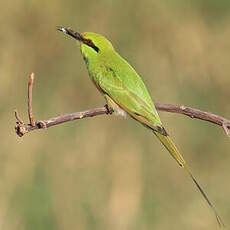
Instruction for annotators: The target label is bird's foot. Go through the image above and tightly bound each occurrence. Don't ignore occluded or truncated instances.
[104,104,113,115]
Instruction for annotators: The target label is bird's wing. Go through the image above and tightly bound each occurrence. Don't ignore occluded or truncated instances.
[98,65,165,134]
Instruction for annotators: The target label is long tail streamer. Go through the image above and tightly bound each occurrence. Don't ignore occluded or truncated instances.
[154,131,225,227]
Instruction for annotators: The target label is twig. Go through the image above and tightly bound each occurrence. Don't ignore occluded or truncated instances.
[28,73,35,126]
[14,73,230,138]
[154,103,230,137]
[223,121,230,137]
[15,107,109,136]
[14,110,24,124]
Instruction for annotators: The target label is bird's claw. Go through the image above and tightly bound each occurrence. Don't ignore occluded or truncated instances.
[104,104,113,115]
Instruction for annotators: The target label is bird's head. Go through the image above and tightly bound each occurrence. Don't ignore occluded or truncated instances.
[57,26,114,62]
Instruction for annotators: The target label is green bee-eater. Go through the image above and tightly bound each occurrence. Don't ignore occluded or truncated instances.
[57,26,224,226]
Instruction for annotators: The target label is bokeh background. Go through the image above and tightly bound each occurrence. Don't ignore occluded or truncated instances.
[1,0,230,229]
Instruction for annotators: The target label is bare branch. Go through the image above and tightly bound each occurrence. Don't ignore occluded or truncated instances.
[154,103,230,137]
[14,73,230,138]
[15,106,109,137]
[15,110,24,124]
[28,73,35,126]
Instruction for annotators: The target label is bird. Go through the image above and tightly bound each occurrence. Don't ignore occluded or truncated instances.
[57,26,224,227]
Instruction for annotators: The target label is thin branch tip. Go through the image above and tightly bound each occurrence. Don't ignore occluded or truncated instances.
[223,121,230,137]
[30,72,35,80]
[28,72,35,126]
[14,110,24,124]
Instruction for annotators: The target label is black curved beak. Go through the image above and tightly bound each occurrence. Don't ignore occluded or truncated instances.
[57,25,99,53]
[57,26,84,42]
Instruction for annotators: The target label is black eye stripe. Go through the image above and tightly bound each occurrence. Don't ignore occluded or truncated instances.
[92,44,99,52]
[86,39,99,53]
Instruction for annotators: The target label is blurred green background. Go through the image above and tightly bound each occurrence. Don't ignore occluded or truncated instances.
[1,0,230,229]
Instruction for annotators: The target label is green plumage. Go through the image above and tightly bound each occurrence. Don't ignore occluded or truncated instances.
[80,32,166,133]
[58,27,224,227]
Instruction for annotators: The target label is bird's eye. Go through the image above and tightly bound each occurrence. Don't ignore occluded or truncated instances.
[87,39,93,46]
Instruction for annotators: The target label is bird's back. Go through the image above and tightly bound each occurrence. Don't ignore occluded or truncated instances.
[99,49,161,124]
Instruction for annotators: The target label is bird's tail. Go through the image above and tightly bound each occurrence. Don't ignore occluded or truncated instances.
[154,131,225,227]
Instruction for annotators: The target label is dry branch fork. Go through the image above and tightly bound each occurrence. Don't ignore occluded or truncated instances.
[15,73,230,138]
